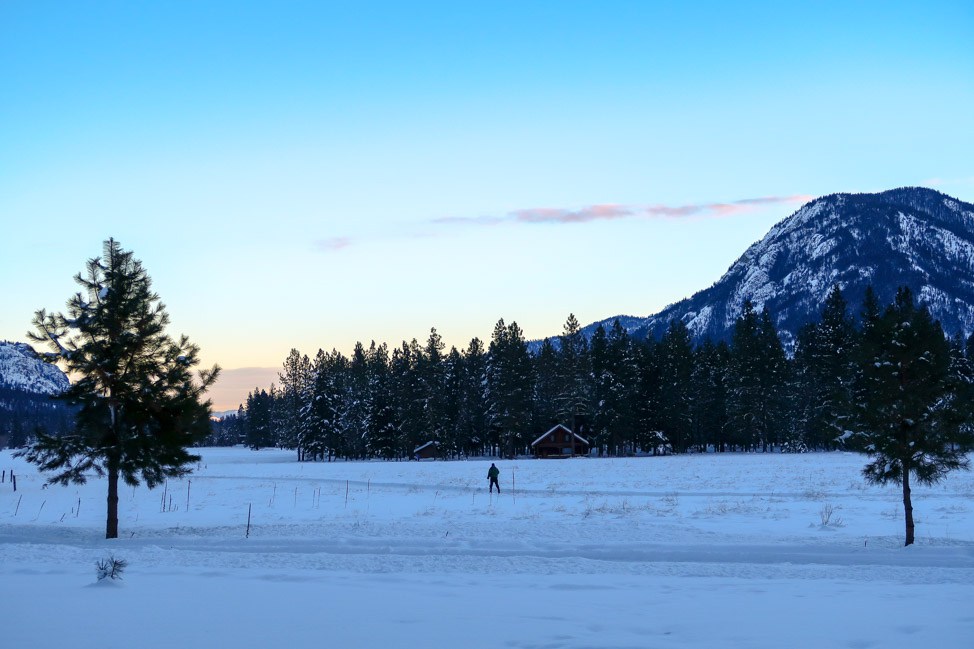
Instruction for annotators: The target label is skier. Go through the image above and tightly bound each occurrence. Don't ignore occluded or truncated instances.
[487,463,500,493]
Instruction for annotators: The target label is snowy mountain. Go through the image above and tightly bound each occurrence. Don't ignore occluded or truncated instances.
[0,341,70,395]
[585,187,974,348]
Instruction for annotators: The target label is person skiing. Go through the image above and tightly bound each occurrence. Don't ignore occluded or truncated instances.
[487,463,500,493]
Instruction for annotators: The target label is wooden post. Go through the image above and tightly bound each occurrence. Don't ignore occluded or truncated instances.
[512,467,516,504]
[186,480,191,513]
[14,494,22,516]
[345,480,349,508]
[246,503,252,538]
[11,471,16,492]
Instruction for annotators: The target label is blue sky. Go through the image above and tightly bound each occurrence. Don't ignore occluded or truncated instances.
[2,1,973,409]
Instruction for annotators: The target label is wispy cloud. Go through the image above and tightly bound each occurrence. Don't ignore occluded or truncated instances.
[511,204,634,224]
[314,236,353,252]
[437,194,813,227]
[314,194,813,252]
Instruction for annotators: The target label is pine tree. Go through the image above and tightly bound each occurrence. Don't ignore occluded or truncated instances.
[366,342,399,459]
[300,349,343,461]
[757,307,790,450]
[531,338,561,436]
[486,319,533,457]
[244,388,274,450]
[794,285,857,450]
[591,320,637,456]
[279,348,311,459]
[441,346,465,458]
[849,287,974,545]
[633,338,666,454]
[392,339,427,456]
[458,338,489,456]
[21,239,219,539]
[727,301,787,451]
[657,320,694,453]
[418,328,449,453]
[556,313,591,447]
[690,339,729,452]
[342,342,371,459]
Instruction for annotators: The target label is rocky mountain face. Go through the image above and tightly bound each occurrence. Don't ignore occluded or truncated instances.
[0,341,72,447]
[0,341,69,395]
[588,187,974,348]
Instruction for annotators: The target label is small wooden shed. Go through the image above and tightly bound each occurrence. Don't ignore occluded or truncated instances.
[531,424,590,458]
[413,440,439,460]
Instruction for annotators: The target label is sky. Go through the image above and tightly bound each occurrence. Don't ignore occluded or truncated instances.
[2,1,973,410]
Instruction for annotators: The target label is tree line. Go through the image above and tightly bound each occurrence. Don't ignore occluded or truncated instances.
[212,285,974,467]
[20,239,967,545]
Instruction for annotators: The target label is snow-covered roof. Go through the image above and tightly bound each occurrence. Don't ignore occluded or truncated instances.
[413,441,438,453]
[531,424,590,447]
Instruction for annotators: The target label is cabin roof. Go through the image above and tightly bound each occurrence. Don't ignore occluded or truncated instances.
[530,424,590,447]
[413,440,438,453]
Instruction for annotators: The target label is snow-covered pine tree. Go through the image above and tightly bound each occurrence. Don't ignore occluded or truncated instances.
[279,348,311,460]
[341,342,370,459]
[244,388,275,450]
[365,342,400,459]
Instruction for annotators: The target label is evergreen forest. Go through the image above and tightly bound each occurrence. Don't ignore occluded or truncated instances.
[208,286,974,462]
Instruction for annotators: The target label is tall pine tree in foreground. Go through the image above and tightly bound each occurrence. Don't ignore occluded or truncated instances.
[849,287,973,546]
[20,239,219,539]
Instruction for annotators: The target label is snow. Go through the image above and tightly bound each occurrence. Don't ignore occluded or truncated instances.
[1,448,972,648]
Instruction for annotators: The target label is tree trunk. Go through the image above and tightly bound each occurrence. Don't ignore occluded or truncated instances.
[106,460,119,539]
[902,468,915,547]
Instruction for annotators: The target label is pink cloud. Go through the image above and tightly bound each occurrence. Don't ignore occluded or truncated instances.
[316,194,814,252]
[512,204,634,224]
[641,194,813,221]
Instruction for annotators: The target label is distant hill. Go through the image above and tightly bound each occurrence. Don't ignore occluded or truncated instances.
[579,187,974,348]
[0,341,72,448]
[0,341,70,395]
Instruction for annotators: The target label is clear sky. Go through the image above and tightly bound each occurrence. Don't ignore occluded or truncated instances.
[2,1,973,411]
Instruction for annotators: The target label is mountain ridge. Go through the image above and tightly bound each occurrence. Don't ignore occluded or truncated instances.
[0,340,70,396]
[579,187,974,347]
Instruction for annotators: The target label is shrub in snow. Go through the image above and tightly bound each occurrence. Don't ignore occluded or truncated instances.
[96,556,127,581]
[819,503,844,528]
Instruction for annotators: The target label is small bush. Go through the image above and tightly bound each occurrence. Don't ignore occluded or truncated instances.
[819,503,844,528]
[96,556,128,581]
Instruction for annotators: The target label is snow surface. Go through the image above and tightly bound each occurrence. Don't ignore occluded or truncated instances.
[1,448,972,648]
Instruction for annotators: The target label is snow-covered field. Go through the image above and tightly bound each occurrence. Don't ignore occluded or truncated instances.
[2,448,972,648]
